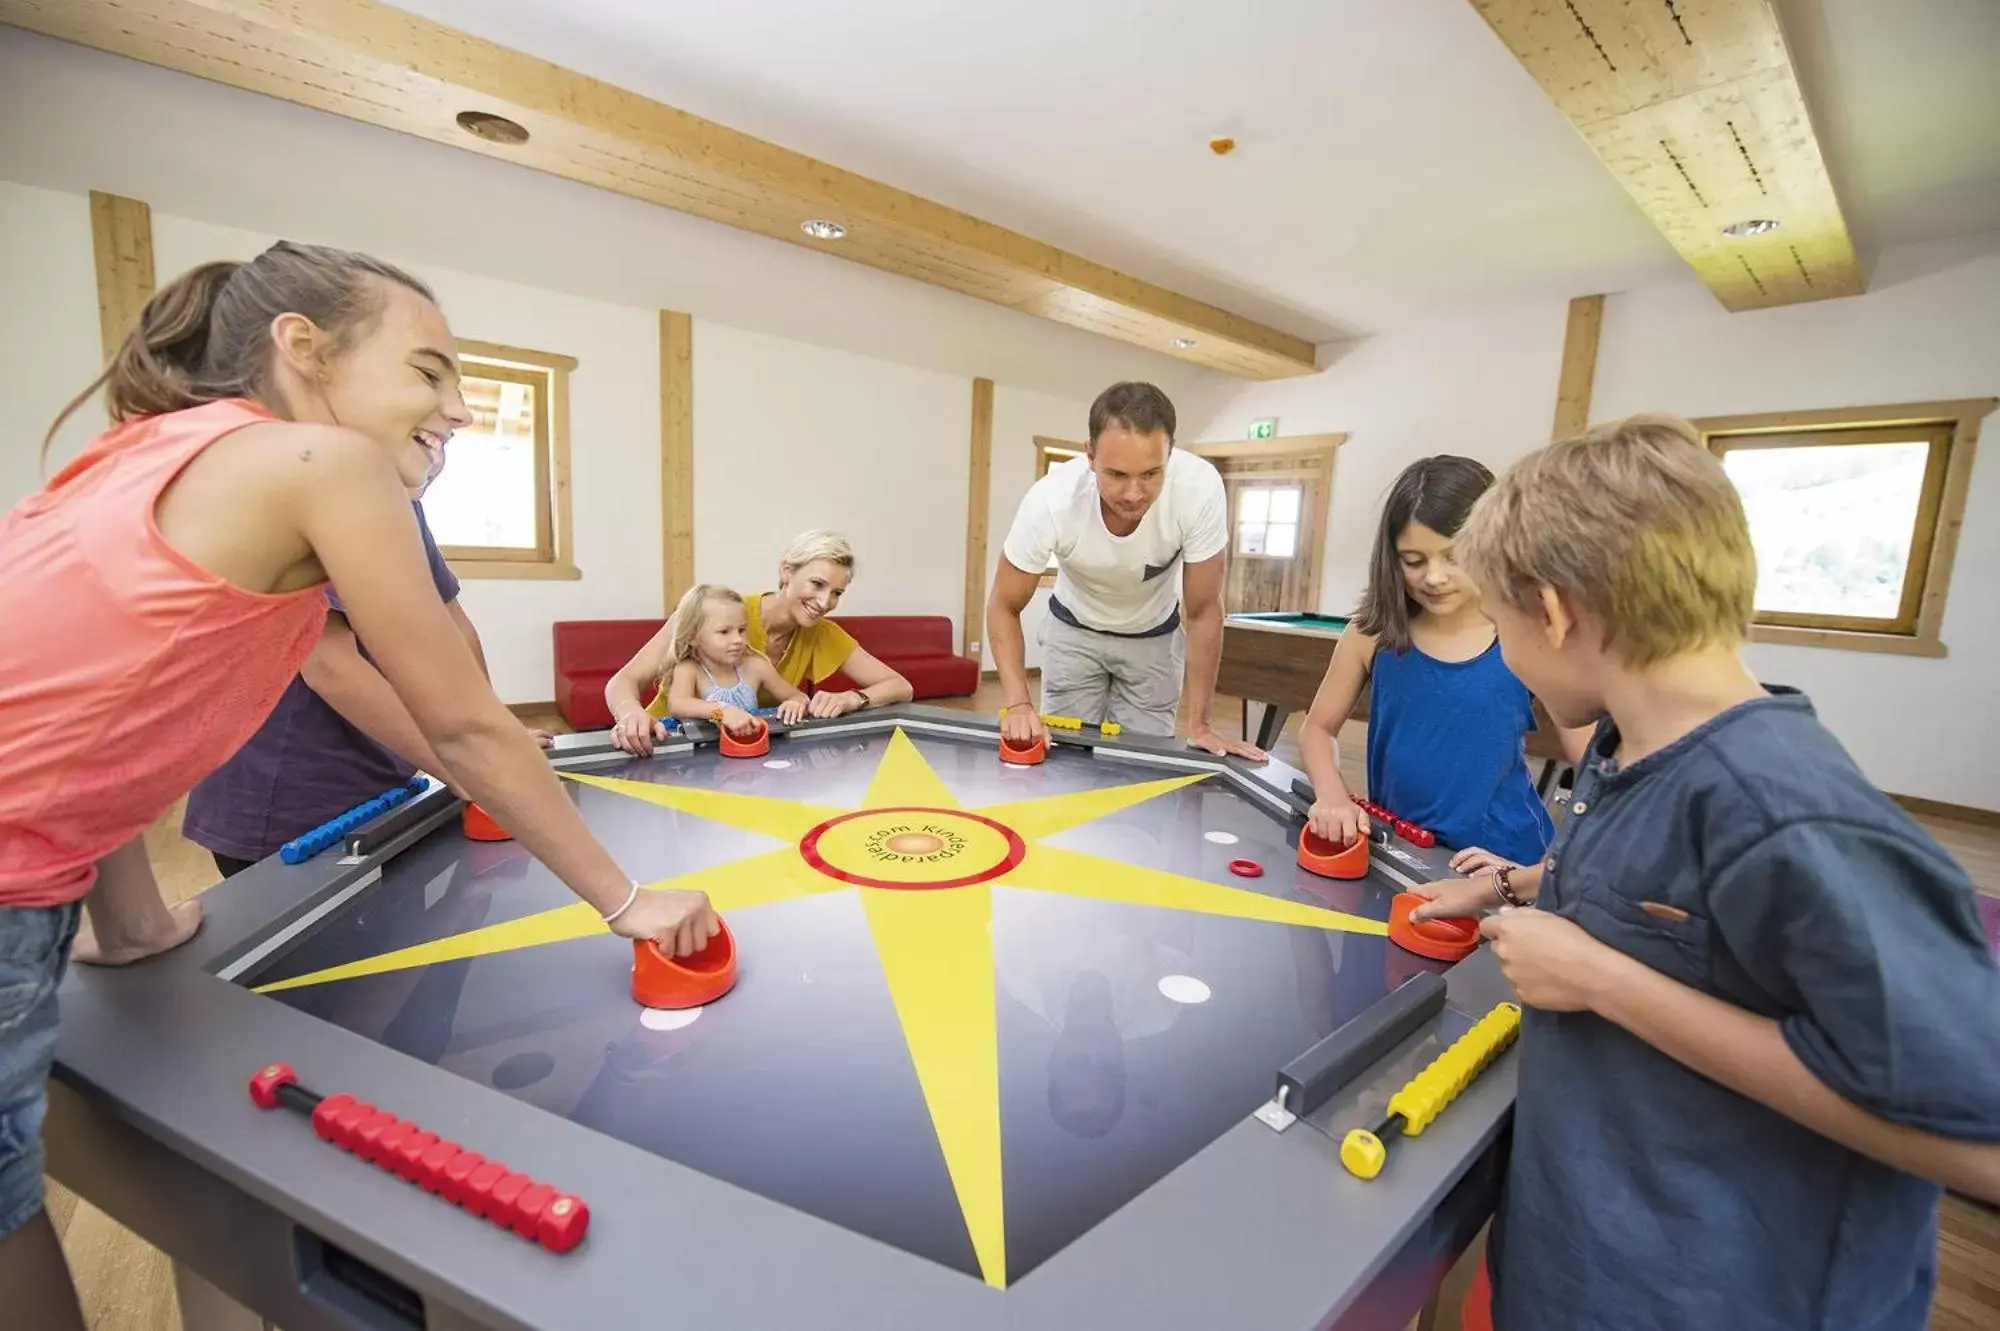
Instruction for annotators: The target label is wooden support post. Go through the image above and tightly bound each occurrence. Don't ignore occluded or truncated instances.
[963,377,994,660]
[659,310,694,614]
[1552,294,1604,442]
[88,190,155,360]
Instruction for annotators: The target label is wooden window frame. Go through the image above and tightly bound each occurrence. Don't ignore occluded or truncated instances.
[442,339,580,581]
[1693,399,1995,659]
[1034,438,1083,478]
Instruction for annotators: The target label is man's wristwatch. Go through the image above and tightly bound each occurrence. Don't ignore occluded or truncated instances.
[1491,866,1526,908]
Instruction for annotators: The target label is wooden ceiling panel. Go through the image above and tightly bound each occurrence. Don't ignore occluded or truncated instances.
[1471,0,1862,311]
[0,0,1318,378]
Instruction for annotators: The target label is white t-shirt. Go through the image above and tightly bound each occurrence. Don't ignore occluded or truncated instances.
[1002,450,1228,634]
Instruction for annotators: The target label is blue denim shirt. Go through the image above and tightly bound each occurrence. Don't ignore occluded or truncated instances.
[1493,690,2000,1331]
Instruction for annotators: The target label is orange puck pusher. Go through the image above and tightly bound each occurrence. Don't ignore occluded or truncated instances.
[718,717,770,759]
[1297,826,1368,879]
[999,731,1048,766]
[632,917,739,1009]
[1387,892,1480,962]
[462,801,511,842]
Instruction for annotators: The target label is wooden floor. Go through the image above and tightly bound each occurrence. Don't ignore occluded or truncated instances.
[51,683,2000,1329]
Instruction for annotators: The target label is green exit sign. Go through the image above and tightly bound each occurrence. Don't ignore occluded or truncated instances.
[1249,418,1279,440]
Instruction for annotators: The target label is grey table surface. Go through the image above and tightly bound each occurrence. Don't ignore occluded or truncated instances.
[50,707,1518,1331]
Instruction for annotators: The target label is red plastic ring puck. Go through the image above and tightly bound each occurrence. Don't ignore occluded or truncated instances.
[1227,858,1264,878]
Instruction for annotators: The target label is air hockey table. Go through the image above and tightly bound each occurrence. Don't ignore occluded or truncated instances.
[46,705,1519,1331]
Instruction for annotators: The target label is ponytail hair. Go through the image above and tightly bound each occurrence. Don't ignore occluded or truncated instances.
[44,240,435,466]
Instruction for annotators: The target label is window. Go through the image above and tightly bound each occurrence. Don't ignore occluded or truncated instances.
[1696,399,1994,657]
[1035,439,1082,478]
[1235,484,1301,558]
[428,340,579,580]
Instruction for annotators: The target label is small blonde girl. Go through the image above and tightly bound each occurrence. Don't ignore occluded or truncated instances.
[660,585,808,736]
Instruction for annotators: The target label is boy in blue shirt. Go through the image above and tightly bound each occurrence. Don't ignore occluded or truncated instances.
[1417,413,2000,1329]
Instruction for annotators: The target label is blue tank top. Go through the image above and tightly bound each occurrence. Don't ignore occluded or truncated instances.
[699,662,761,714]
[1364,638,1554,866]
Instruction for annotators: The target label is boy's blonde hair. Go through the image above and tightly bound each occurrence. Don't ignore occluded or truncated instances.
[669,584,747,664]
[1456,413,1756,667]
[779,529,857,579]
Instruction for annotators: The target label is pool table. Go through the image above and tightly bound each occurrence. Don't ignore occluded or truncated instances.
[45,706,1521,1331]
[1219,612,1572,792]
[1219,612,1355,750]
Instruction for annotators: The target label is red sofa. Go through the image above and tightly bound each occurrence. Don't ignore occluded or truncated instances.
[552,619,664,730]
[817,615,980,701]
[553,614,978,730]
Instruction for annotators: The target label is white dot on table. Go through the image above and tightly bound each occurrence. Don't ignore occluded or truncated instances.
[1203,831,1239,845]
[1157,974,1212,1005]
[640,1006,704,1031]
[763,759,793,770]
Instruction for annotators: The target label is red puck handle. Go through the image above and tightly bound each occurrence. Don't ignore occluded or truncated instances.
[295,1091,590,1253]
[248,1063,298,1108]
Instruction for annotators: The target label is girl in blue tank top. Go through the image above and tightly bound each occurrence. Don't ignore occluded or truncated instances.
[659,584,810,736]
[1298,457,1583,869]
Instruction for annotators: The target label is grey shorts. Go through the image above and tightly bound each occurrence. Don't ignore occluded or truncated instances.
[1038,614,1185,736]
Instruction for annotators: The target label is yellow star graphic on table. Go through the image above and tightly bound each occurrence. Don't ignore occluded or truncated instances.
[258,729,1386,1288]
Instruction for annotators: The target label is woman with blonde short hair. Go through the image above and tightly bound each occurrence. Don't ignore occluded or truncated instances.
[605,530,913,755]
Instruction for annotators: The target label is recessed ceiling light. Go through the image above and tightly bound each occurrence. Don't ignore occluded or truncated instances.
[1172,337,1198,349]
[1722,218,1782,238]
[455,110,529,146]
[801,219,847,240]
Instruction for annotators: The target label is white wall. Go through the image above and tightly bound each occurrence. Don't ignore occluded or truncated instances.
[0,182,104,505]
[147,214,665,704]
[0,173,1135,704]
[0,26,1195,705]
[1591,231,2000,810]
[1183,300,1571,618]
[1185,233,2000,808]
[983,385,1097,671]
[691,321,971,628]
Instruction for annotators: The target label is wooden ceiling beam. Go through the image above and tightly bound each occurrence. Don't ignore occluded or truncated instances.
[0,0,1320,379]
[1469,0,1863,310]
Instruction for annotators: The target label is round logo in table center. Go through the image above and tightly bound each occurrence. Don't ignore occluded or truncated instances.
[798,806,1026,890]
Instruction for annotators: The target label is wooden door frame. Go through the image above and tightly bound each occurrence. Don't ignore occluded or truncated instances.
[1189,433,1345,613]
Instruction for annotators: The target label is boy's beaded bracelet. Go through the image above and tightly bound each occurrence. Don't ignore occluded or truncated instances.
[601,880,641,924]
[1491,866,1526,909]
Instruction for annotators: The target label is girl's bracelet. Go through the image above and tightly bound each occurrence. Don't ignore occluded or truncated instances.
[601,880,641,924]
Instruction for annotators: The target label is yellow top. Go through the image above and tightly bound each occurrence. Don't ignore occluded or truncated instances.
[646,591,858,717]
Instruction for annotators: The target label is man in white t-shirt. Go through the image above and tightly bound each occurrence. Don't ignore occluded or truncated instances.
[986,382,1265,760]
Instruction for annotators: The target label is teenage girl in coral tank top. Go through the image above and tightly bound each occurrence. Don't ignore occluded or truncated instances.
[0,242,716,1326]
